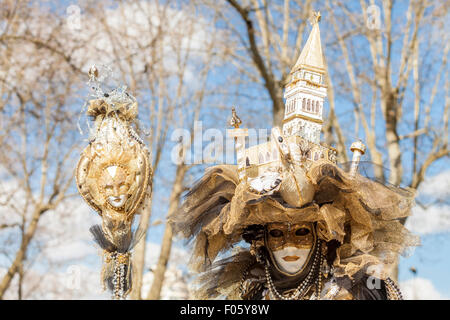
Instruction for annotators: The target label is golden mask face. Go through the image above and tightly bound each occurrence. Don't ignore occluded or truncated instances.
[266,222,315,251]
[98,165,130,210]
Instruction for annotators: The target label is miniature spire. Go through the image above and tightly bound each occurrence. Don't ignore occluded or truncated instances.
[291,11,325,74]
[227,107,248,182]
[282,11,327,144]
[310,10,321,24]
[228,107,242,129]
[349,140,366,177]
[88,64,99,80]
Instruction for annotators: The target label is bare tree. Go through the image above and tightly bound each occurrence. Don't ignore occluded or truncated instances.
[145,14,219,298]
[324,0,448,186]
[0,2,84,297]
[323,0,449,279]
[199,0,349,162]
[1,0,226,299]
[1,0,446,299]
[0,0,172,298]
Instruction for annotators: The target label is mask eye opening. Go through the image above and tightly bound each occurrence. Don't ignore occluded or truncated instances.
[295,228,310,236]
[269,229,283,238]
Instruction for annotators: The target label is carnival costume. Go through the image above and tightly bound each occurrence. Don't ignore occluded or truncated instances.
[170,13,418,300]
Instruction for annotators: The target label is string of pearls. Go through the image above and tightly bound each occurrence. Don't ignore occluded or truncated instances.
[112,252,127,300]
[128,127,144,145]
[314,248,324,299]
[385,277,403,300]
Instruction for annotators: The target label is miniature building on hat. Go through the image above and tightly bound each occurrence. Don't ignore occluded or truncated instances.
[230,12,337,181]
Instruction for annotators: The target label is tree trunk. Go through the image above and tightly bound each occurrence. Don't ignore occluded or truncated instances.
[130,194,153,300]
[382,89,403,281]
[0,206,47,299]
[146,223,173,300]
[271,85,285,127]
[146,164,187,300]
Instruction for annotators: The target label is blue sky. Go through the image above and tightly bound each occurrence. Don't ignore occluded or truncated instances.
[143,0,449,298]
[399,233,450,298]
[0,0,448,299]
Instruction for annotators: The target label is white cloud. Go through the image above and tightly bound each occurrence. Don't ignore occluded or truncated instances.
[0,172,32,226]
[400,277,448,300]
[1,264,109,300]
[417,170,450,199]
[145,241,189,268]
[406,205,450,235]
[139,240,192,299]
[43,241,97,263]
[141,265,191,300]
[405,170,450,235]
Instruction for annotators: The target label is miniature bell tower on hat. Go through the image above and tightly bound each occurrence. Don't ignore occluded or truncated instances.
[236,11,336,183]
[282,11,326,144]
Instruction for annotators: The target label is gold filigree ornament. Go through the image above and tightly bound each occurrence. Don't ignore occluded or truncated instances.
[76,66,152,299]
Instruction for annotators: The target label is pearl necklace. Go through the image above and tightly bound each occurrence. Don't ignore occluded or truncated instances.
[385,277,403,300]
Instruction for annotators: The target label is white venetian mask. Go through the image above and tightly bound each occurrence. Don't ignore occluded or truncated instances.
[272,247,311,274]
[266,222,315,275]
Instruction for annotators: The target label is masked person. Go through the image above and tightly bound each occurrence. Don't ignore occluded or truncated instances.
[170,12,418,300]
